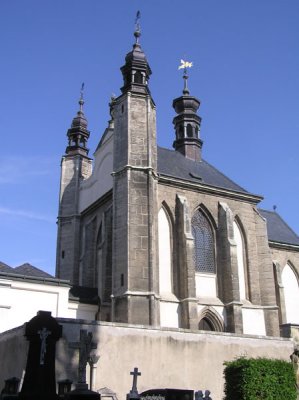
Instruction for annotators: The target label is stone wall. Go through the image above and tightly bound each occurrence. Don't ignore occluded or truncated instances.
[0,319,294,400]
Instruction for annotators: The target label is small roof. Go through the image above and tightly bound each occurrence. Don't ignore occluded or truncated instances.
[158,146,248,194]
[0,261,14,273]
[14,263,54,278]
[0,262,54,278]
[259,209,299,246]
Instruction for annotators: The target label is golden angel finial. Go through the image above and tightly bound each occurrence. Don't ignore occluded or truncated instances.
[178,59,193,70]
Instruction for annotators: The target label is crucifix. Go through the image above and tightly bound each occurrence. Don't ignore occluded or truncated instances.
[69,329,97,385]
[130,367,141,396]
[38,327,51,365]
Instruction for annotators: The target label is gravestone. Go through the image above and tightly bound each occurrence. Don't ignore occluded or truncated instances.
[0,377,20,399]
[127,368,141,400]
[66,329,100,400]
[203,391,212,400]
[19,310,62,400]
[195,390,212,400]
[195,391,204,400]
[140,389,194,400]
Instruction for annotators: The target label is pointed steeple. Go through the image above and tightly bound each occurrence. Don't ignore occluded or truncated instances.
[173,66,202,162]
[120,11,152,95]
[65,84,90,156]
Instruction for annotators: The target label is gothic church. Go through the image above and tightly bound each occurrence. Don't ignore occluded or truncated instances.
[55,25,299,338]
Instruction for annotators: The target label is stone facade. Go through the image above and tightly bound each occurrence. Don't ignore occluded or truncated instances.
[54,31,299,339]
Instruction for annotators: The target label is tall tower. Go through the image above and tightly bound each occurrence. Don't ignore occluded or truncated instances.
[111,18,159,325]
[173,66,203,162]
[56,89,92,283]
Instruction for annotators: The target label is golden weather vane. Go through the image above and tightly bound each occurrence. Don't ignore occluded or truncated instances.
[178,59,193,94]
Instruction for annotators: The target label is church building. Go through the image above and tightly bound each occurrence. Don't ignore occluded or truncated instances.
[56,24,299,338]
[1,20,299,400]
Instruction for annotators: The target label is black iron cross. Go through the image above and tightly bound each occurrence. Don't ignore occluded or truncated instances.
[130,367,141,394]
[69,329,97,384]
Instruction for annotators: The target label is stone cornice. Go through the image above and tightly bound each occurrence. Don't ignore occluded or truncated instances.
[268,240,299,252]
[158,174,263,204]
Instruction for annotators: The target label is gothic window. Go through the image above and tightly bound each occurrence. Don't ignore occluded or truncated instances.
[96,223,104,301]
[233,220,248,301]
[187,124,193,137]
[198,318,214,331]
[281,263,299,324]
[178,125,184,139]
[192,210,215,273]
[158,207,173,294]
[198,307,224,332]
[134,71,143,84]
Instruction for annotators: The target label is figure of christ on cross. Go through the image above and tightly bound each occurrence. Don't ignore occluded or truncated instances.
[130,367,141,397]
[38,327,51,365]
[69,330,97,385]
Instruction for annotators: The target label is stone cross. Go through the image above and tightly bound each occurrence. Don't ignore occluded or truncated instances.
[130,367,141,396]
[69,329,97,384]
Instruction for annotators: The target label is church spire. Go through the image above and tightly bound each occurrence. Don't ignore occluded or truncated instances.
[120,11,152,95]
[173,61,203,162]
[65,84,90,156]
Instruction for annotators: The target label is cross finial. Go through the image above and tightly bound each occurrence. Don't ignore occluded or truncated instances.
[130,367,141,395]
[134,11,141,44]
[69,329,97,385]
[79,82,85,112]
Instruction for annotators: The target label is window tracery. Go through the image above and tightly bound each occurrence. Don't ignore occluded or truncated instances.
[192,210,215,273]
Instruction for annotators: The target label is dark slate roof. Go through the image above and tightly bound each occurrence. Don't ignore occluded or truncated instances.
[0,262,14,273]
[157,147,248,193]
[14,263,54,278]
[69,286,99,304]
[0,262,54,278]
[259,209,299,246]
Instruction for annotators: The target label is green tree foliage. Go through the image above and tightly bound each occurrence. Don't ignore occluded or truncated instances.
[223,357,297,400]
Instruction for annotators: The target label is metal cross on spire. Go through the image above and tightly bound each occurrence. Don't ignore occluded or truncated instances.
[79,82,85,112]
[134,11,141,43]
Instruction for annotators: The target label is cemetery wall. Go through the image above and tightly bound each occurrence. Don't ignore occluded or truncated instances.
[0,318,294,399]
[58,319,294,400]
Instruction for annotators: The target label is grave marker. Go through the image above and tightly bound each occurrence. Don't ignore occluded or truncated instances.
[19,311,62,400]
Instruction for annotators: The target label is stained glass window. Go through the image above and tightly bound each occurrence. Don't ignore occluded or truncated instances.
[192,210,215,273]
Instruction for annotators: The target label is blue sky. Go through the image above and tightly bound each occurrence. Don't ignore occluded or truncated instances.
[1,1,299,275]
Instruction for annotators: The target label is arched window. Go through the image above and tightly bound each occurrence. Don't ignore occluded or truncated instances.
[178,125,184,138]
[187,124,193,137]
[198,318,215,331]
[158,207,173,294]
[96,223,104,300]
[134,71,143,84]
[192,210,215,273]
[233,220,247,301]
[282,263,299,324]
[198,307,224,332]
